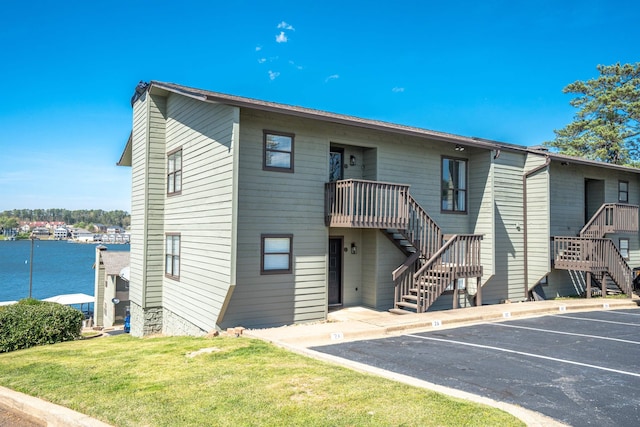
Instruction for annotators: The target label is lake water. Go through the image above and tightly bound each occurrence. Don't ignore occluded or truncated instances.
[0,240,129,303]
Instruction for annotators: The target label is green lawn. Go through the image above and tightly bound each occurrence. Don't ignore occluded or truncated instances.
[0,335,524,426]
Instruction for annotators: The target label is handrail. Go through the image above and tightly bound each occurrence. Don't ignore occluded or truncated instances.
[580,203,639,238]
[552,236,632,296]
[603,239,633,296]
[404,195,442,259]
[325,179,410,229]
[392,252,421,309]
[411,234,483,312]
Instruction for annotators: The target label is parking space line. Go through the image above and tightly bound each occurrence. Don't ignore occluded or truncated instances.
[603,311,640,317]
[407,334,640,378]
[487,322,640,345]
[552,315,640,326]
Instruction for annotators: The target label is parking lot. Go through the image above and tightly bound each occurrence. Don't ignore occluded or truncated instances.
[312,309,640,426]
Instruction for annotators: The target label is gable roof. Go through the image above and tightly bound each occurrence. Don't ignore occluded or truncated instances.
[119,81,640,175]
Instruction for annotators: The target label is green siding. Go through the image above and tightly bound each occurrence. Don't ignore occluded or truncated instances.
[129,92,166,309]
[162,94,238,332]
[548,162,640,297]
[524,155,550,289]
[482,151,527,303]
[223,110,329,328]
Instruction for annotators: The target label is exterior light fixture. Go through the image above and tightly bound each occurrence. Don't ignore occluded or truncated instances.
[455,144,465,151]
[351,242,357,254]
[350,155,356,166]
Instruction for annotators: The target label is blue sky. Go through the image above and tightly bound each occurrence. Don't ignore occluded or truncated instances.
[1,0,638,212]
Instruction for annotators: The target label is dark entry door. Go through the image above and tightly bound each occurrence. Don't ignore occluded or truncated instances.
[328,238,343,305]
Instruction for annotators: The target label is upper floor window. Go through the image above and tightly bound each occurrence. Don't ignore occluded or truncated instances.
[165,234,180,279]
[264,131,294,172]
[619,181,629,203]
[441,157,467,213]
[261,234,293,274]
[167,149,182,195]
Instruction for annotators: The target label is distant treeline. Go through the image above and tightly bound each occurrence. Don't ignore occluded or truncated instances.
[1,209,131,228]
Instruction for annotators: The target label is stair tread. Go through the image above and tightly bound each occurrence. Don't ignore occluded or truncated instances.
[396,301,418,309]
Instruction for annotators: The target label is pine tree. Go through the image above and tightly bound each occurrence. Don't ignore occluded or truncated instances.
[545,63,640,166]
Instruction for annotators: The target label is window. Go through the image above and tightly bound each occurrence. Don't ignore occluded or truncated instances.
[619,238,630,260]
[619,181,629,203]
[264,131,294,172]
[167,149,182,195]
[165,234,180,279]
[441,157,467,212]
[261,234,292,274]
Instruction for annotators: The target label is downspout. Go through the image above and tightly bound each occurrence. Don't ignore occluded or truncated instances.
[142,94,151,309]
[523,155,551,299]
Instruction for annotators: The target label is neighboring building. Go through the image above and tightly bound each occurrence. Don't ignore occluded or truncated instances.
[31,227,50,238]
[94,246,130,328]
[100,233,131,244]
[107,226,126,234]
[72,228,97,242]
[118,81,640,337]
[94,224,108,233]
[54,227,69,239]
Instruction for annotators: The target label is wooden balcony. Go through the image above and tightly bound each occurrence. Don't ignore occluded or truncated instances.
[325,179,410,228]
[581,203,639,238]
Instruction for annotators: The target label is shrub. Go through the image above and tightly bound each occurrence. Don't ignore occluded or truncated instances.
[0,298,83,353]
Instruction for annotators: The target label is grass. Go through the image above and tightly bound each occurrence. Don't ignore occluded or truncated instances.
[0,335,524,427]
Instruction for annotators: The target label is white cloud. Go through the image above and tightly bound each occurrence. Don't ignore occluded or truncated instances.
[325,74,340,82]
[258,58,267,64]
[255,45,262,52]
[268,70,280,80]
[392,87,405,93]
[277,21,295,31]
[275,31,288,43]
[289,60,303,70]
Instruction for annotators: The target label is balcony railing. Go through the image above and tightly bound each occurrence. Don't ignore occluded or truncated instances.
[580,203,639,238]
[325,179,410,229]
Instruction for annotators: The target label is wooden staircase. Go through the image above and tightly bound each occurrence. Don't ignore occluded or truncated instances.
[552,203,638,297]
[388,194,483,314]
[325,179,483,313]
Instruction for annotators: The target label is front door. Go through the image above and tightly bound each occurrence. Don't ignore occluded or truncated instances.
[328,237,343,305]
[329,149,344,182]
[584,179,605,223]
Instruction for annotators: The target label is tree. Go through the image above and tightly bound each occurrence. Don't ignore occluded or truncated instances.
[545,62,640,166]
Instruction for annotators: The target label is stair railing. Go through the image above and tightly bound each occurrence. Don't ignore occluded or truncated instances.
[601,239,633,296]
[552,236,632,296]
[392,252,421,309]
[411,234,483,312]
[404,195,443,259]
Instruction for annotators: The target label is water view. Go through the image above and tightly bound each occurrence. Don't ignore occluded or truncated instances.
[0,240,129,303]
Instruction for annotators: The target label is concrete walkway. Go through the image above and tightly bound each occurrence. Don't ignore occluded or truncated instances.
[246,297,640,348]
[245,297,640,427]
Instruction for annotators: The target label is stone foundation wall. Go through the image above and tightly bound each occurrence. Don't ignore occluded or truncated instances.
[163,308,208,336]
[129,302,163,337]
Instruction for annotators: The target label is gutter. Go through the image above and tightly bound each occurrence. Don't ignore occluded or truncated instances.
[522,155,551,298]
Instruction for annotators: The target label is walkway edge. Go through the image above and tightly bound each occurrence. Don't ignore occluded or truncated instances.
[0,386,112,427]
